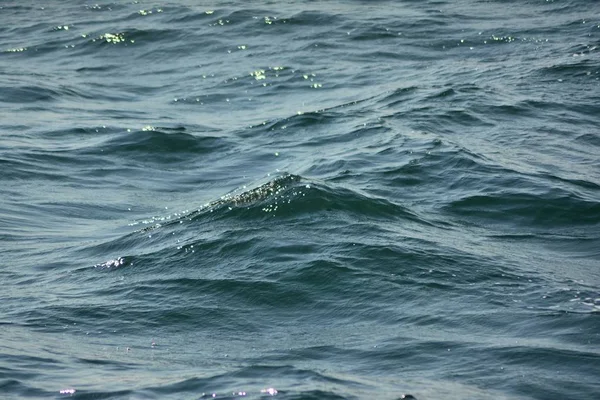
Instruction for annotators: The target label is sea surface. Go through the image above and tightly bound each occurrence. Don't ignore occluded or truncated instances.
[1,1,600,399]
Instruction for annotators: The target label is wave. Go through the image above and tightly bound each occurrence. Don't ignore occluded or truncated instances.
[446,191,600,228]
[121,173,430,238]
[93,127,227,160]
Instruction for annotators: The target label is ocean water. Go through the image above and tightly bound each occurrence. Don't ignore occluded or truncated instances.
[1,0,599,399]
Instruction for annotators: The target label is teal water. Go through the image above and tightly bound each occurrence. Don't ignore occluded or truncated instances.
[1,1,600,399]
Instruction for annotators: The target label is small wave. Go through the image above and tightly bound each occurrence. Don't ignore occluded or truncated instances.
[73,364,414,400]
[446,192,600,228]
[0,84,88,104]
[575,132,600,147]
[93,128,227,162]
[536,58,599,80]
[287,10,342,27]
[376,86,420,108]
[0,79,128,104]
[248,110,341,138]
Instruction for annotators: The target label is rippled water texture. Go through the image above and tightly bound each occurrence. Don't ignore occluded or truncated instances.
[1,1,599,399]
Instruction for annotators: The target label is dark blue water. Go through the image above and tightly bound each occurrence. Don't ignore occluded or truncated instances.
[1,1,600,399]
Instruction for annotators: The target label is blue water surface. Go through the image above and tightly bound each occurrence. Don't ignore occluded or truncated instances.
[1,1,599,399]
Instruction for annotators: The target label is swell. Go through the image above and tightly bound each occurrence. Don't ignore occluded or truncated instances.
[124,173,428,237]
[78,172,425,262]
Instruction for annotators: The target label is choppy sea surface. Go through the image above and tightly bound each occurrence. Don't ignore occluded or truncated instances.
[1,1,600,399]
